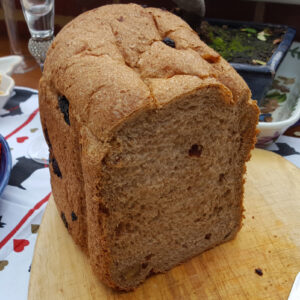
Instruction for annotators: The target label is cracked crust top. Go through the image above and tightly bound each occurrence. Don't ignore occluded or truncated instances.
[41,3,251,141]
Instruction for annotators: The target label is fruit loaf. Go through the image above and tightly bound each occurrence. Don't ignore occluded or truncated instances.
[39,3,259,291]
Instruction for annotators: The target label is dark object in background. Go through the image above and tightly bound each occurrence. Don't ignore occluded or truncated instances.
[206,19,296,104]
[0,135,12,196]
[172,8,204,30]
[186,16,295,104]
[198,21,286,65]
[172,0,205,16]
[171,0,205,28]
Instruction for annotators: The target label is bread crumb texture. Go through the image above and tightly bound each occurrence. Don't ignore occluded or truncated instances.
[39,4,259,291]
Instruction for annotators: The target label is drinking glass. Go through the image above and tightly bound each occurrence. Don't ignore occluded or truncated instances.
[20,0,55,163]
[20,0,55,70]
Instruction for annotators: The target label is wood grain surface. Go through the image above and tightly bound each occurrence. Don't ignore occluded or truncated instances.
[28,149,300,300]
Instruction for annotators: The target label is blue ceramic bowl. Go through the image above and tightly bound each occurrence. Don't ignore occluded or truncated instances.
[0,135,12,196]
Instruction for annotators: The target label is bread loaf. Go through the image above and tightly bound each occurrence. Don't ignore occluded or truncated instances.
[39,4,259,291]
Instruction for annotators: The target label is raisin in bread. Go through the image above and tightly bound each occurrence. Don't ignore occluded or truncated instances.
[39,4,259,291]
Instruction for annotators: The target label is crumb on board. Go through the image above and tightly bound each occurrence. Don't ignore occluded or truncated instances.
[255,268,263,276]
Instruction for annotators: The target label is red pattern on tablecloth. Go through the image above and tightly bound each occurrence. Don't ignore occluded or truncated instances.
[0,192,51,249]
[0,87,51,300]
[5,108,39,140]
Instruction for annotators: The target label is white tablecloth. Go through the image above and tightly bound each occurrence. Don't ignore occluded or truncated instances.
[0,87,51,300]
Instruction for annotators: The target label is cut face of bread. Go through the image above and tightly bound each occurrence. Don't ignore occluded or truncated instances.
[82,78,254,290]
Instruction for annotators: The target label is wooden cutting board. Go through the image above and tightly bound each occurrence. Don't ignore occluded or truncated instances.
[28,149,300,300]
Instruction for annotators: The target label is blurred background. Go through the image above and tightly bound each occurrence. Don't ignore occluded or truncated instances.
[1,0,300,42]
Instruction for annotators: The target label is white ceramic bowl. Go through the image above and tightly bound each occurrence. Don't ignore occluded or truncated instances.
[0,73,15,110]
[257,97,300,147]
[256,72,300,148]
[256,41,300,147]
[0,55,23,75]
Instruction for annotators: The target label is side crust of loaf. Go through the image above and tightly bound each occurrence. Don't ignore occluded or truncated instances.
[39,4,259,291]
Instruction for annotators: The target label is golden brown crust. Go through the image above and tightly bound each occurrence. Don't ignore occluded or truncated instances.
[40,3,259,291]
[146,75,235,110]
[43,3,251,138]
